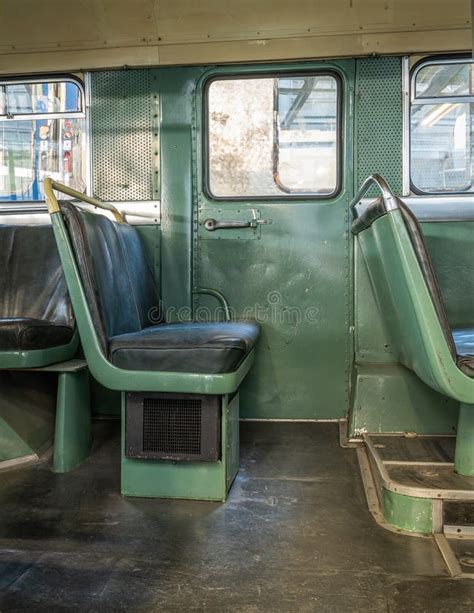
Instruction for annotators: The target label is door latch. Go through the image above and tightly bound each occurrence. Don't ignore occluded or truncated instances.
[203,209,271,232]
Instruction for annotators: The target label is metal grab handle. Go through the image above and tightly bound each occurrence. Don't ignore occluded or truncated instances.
[204,213,272,231]
[193,287,231,321]
[204,218,252,231]
[44,177,125,223]
[349,173,399,218]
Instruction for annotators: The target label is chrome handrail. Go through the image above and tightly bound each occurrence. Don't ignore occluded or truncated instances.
[44,178,125,223]
[350,173,399,218]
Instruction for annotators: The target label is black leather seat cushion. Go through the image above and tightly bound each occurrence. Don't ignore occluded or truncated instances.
[61,203,162,355]
[0,318,74,351]
[453,328,474,378]
[61,202,260,374]
[0,225,75,352]
[110,321,259,374]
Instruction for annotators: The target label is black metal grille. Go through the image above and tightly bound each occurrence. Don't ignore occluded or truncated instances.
[126,392,220,461]
[142,398,202,455]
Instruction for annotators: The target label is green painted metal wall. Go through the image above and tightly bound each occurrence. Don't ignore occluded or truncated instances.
[86,60,472,427]
[194,60,355,419]
[156,67,207,316]
[89,62,356,420]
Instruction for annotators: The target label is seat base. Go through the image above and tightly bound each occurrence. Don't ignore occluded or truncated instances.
[0,361,91,474]
[358,437,474,578]
[121,392,240,501]
[53,365,91,474]
[0,370,56,471]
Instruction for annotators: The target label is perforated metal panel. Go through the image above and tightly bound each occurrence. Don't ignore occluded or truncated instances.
[356,57,403,195]
[90,69,158,201]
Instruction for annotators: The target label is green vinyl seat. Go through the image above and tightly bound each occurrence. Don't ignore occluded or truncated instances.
[352,178,474,476]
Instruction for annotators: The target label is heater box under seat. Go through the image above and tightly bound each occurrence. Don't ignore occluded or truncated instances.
[121,391,240,501]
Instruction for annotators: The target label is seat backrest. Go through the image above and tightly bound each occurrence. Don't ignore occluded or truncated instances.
[352,197,458,394]
[0,224,74,327]
[60,202,162,353]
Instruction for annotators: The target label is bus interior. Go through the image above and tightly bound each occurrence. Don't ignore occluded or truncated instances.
[0,1,473,610]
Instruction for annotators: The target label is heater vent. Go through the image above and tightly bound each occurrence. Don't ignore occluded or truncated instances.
[143,398,202,455]
[126,392,220,461]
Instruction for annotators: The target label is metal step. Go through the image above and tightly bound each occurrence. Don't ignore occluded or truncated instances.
[357,432,474,578]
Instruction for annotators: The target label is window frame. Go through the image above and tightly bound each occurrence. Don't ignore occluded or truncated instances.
[203,70,343,202]
[0,73,88,205]
[409,56,474,196]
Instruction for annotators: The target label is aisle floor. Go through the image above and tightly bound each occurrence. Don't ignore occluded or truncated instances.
[0,421,473,611]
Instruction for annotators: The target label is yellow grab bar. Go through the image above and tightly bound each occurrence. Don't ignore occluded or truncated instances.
[44,178,125,223]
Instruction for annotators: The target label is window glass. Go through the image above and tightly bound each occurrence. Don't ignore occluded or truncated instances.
[410,60,474,194]
[0,80,82,116]
[415,63,473,98]
[207,74,339,198]
[0,78,86,202]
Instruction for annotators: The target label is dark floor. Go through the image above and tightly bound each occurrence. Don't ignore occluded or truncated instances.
[0,421,473,612]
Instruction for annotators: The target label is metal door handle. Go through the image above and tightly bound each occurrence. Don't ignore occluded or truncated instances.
[203,218,272,232]
[204,218,251,231]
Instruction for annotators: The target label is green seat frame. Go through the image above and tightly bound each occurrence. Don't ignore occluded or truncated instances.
[44,179,254,395]
[44,179,255,500]
[0,334,79,369]
[352,175,474,477]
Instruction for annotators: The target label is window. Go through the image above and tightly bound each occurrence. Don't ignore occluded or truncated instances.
[206,73,340,199]
[0,77,86,202]
[410,59,474,194]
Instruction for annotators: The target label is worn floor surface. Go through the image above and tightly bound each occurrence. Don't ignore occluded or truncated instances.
[0,421,473,612]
